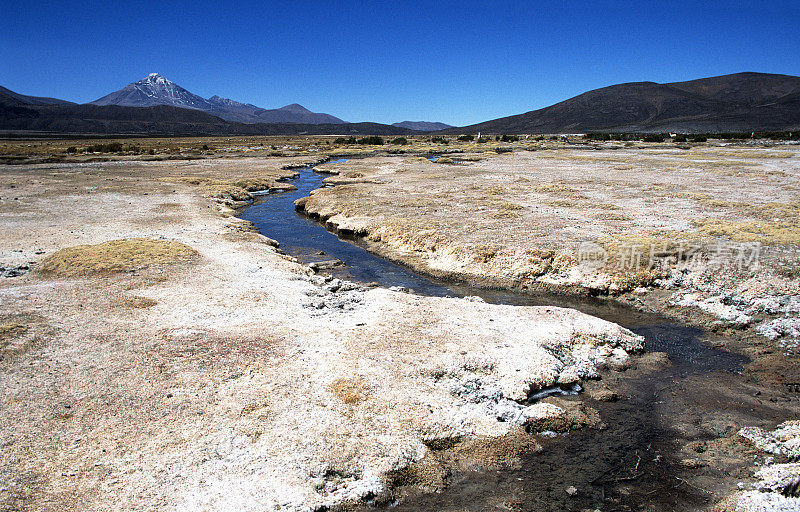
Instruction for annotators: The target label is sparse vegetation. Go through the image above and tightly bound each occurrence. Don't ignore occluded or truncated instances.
[390,137,408,145]
[458,135,474,141]
[40,238,199,276]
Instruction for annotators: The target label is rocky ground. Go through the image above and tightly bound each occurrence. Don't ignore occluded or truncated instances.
[2,138,799,511]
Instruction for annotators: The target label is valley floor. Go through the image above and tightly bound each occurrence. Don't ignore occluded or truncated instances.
[1,138,799,511]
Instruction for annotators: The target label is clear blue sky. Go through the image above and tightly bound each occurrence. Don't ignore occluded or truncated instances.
[2,0,799,126]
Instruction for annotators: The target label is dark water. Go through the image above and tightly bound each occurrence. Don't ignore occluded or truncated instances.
[240,162,456,296]
[238,162,750,511]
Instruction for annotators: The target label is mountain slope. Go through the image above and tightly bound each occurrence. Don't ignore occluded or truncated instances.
[91,73,345,125]
[0,85,75,106]
[392,121,453,131]
[443,72,800,134]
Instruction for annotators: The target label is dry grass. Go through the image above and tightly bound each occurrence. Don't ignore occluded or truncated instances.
[594,212,632,221]
[40,238,199,277]
[0,323,27,342]
[115,295,159,309]
[547,199,581,208]
[694,219,800,245]
[328,377,371,405]
[534,182,586,199]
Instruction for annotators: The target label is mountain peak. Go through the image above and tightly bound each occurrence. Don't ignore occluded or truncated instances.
[140,73,170,84]
[279,103,311,113]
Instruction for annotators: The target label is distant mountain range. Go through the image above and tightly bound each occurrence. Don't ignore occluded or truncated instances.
[442,72,800,134]
[2,71,798,136]
[91,73,347,124]
[0,85,410,136]
[391,121,453,131]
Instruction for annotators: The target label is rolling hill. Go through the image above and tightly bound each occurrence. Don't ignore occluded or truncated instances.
[443,72,800,134]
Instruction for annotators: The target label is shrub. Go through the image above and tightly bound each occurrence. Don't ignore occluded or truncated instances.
[643,134,665,143]
[477,136,490,143]
[65,146,77,153]
[457,134,474,141]
[672,135,687,143]
[357,136,384,145]
[692,135,707,143]
[390,137,408,145]
[584,133,611,141]
[334,137,357,144]
[500,134,519,142]
[430,137,448,144]
[202,144,210,150]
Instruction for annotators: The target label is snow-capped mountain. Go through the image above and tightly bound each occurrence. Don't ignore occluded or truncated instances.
[91,73,214,110]
[91,73,345,124]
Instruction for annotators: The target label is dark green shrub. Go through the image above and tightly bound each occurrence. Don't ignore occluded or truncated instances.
[65,146,77,153]
[477,136,490,143]
[643,134,665,143]
[500,134,519,142]
[390,137,408,145]
[334,137,357,144]
[85,142,124,153]
[457,134,474,141]
[673,135,687,143]
[692,135,707,143]
[357,136,384,145]
[584,133,611,141]
[430,137,448,144]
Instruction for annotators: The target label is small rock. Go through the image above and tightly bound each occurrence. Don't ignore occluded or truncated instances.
[679,458,706,469]
[591,387,618,402]
[309,259,344,272]
[565,485,579,496]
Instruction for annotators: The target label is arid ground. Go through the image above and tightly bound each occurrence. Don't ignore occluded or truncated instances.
[1,136,799,511]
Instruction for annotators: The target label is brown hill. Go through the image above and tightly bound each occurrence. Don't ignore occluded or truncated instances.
[442,72,800,134]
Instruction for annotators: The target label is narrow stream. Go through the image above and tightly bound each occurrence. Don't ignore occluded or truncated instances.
[239,162,754,511]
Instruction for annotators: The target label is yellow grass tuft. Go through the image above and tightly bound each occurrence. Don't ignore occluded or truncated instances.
[0,323,27,341]
[694,219,800,245]
[329,377,371,405]
[40,238,198,277]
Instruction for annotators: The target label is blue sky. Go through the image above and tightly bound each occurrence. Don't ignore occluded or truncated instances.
[2,0,799,126]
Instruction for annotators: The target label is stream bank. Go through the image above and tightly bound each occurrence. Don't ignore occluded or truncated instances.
[239,162,799,511]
